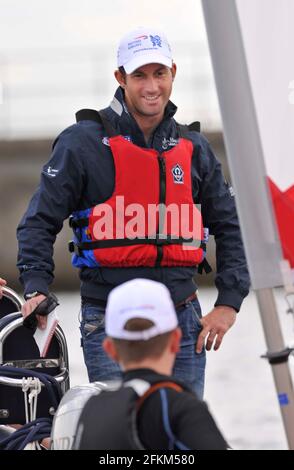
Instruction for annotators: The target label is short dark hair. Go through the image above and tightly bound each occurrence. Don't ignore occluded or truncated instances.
[118,66,126,76]
[111,318,172,363]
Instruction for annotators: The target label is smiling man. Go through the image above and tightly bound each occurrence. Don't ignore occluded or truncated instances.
[115,62,176,142]
[17,27,250,398]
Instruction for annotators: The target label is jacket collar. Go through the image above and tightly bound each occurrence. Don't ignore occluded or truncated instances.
[104,87,178,148]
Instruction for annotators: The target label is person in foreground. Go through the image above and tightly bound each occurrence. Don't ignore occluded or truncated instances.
[74,279,228,450]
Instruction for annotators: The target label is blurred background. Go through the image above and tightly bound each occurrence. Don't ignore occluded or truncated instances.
[0,0,227,290]
[1,0,291,449]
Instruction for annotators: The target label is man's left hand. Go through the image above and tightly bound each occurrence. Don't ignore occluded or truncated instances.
[196,306,236,353]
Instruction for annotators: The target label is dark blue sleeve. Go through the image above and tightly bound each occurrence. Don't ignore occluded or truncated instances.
[194,136,250,312]
[16,126,86,296]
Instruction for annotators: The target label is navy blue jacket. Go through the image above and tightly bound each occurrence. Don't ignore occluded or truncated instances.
[17,87,250,310]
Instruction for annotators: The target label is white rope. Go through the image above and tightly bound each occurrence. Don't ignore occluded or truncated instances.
[21,378,42,450]
[21,377,42,424]
[28,378,42,422]
[22,377,34,424]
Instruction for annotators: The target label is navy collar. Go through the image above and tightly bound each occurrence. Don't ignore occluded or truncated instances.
[105,87,178,148]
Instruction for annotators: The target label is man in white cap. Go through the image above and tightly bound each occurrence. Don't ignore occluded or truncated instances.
[17,27,249,398]
[74,278,228,450]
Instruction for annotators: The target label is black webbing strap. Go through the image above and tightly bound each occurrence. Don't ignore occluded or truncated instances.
[71,236,197,251]
[99,110,120,137]
[69,215,89,229]
[188,121,201,132]
[75,108,119,137]
[69,237,207,253]
[177,121,201,139]
[197,258,212,274]
[76,108,101,124]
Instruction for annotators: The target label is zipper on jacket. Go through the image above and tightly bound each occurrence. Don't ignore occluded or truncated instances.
[156,155,166,266]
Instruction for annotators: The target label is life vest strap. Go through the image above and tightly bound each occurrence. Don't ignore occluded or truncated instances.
[177,121,201,139]
[69,236,204,253]
[75,108,102,124]
[75,108,119,137]
[69,215,88,229]
[197,258,212,274]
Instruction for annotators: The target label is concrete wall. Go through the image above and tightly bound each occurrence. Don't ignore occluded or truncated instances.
[0,132,228,292]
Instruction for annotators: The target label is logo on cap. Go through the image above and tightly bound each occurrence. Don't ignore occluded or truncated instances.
[150,35,162,48]
[172,164,184,184]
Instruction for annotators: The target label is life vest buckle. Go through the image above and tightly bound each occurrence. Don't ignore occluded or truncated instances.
[68,241,83,257]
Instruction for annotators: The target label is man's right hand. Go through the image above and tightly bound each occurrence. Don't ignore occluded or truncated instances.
[21,294,47,330]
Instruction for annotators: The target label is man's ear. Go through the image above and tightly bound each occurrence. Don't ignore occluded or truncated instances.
[114,69,126,88]
[103,337,119,362]
[170,327,182,354]
[171,62,177,81]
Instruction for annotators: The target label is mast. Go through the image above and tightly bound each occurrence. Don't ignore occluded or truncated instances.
[202,0,294,448]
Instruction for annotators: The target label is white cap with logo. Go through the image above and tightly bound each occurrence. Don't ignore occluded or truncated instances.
[105,278,178,341]
[117,27,173,74]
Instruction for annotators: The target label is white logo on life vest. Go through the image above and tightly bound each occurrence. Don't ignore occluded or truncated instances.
[172,164,184,184]
[102,136,132,146]
[162,137,178,150]
[102,137,110,146]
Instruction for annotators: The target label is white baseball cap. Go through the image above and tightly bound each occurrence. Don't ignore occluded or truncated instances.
[117,27,173,74]
[105,279,178,341]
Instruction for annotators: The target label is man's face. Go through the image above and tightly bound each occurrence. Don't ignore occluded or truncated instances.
[119,63,176,121]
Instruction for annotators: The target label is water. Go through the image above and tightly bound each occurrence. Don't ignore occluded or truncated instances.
[57,287,293,450]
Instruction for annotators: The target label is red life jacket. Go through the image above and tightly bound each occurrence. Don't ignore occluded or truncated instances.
[69,110,208,270]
